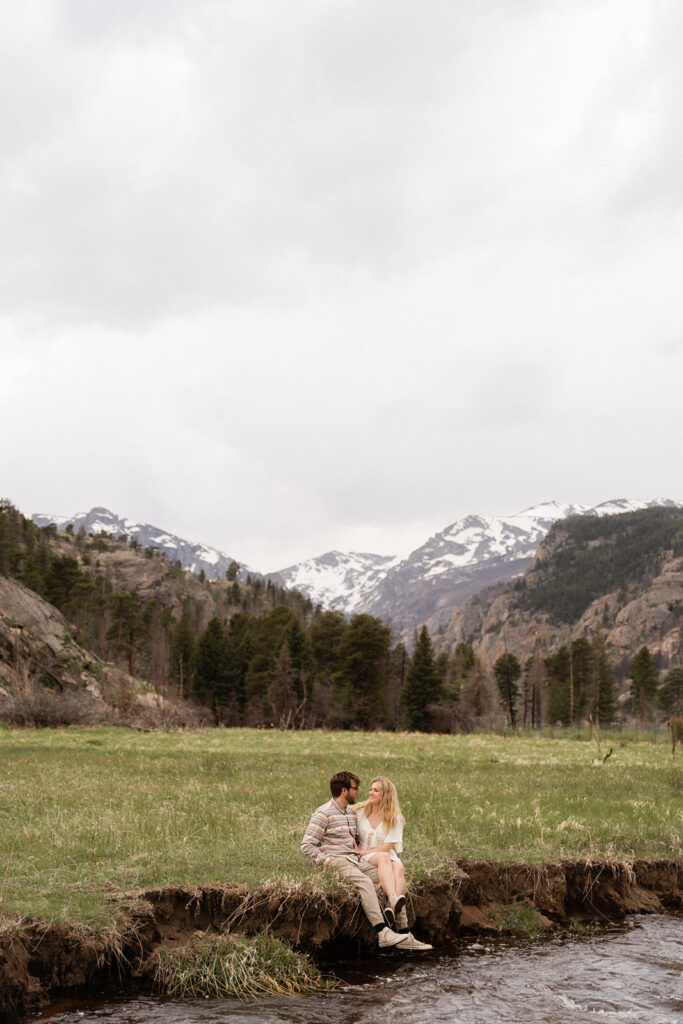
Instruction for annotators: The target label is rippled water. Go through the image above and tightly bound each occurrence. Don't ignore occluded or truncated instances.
[40,915,683,1024]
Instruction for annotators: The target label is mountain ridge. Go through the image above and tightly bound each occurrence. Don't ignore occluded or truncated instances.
[32,507,248,582]
[33,498,682,634]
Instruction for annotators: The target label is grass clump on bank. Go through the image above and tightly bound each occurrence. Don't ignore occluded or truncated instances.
[493,902,547,937]
[153,931,335,998]
[0,726,680,925]
[567,919,602,936]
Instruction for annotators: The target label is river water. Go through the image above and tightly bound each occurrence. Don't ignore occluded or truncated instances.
[40,915,682,1024]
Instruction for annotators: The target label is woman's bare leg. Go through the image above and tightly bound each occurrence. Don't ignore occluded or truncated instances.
[369,852,395,898]
[391,860,406,897]
[391,860,408,929]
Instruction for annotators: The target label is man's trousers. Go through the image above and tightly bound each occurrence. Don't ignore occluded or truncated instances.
[331,855,408,930]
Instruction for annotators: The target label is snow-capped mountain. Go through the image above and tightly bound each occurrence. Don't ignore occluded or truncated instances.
[33,498,681,634]
[268,550,400,615]
[31,507,248,582]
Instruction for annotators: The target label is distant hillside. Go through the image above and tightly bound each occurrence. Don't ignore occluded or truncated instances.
[31,507,249,582]
[1,500,312,727]
[513,508,683,625]
[437,507,683,677]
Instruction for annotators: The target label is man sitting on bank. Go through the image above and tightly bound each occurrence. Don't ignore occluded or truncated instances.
[301,770,429,950]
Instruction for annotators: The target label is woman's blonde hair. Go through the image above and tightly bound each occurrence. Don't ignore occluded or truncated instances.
[357,777,404,832]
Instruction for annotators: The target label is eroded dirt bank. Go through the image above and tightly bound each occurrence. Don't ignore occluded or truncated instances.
[2,858,681,1023]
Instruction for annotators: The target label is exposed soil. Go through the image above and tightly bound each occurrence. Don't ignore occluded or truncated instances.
[2,858,681,1023]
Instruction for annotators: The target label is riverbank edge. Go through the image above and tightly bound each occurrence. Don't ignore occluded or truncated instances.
[2,858,681,1023]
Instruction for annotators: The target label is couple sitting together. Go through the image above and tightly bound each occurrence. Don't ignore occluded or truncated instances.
[301,770,432,951]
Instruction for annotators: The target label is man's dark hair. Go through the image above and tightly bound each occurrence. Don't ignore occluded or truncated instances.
[330,771,360,797]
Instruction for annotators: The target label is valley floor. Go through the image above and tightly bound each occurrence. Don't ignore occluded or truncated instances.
[0,727,681,1020]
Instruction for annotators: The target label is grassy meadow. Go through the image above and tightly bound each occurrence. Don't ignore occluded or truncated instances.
[0,726,681,927]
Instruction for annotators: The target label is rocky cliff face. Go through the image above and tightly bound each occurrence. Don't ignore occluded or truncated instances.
[74,541,221,633]
[0,575,130,722]
[0,575,97,692]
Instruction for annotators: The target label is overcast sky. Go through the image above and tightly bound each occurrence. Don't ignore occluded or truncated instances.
[1,0,681,570]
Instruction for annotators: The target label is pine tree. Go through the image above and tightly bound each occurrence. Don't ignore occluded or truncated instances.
[453,642,475,679]
[268,641,297,728]
[195,616,231,710]
[283,616,314,702]
[44,555,83,612]
[170,609,196,698]
[546,646,570,725]
[521,653,547,728]
[341,614,392,729]
[658,667,683,715]
[244,606,302,711]
[459,654,499,729]
[106,591,145,674]
[146,606,171,692]
[223,611,252,711]
[401,625,441,731]
[310,610,347,676]
[589,631,617,726]
[493,652,521,727]
[570,638,594,720]
[629,646,659,722]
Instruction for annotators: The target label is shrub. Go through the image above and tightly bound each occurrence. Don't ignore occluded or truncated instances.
[0,684,100,728]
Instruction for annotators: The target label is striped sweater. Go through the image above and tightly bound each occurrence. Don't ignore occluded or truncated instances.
[301,798,359,866]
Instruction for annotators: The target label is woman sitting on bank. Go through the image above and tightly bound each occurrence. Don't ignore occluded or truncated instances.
[356,777,409,930]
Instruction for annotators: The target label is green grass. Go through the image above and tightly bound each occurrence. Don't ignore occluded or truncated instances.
[0,726,680,926]
[493,902,547,937]
[153,931,335,998]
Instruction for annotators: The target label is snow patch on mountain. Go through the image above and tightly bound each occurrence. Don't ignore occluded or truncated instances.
[266,551,400,615]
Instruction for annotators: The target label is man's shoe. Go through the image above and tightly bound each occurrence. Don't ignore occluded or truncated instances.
[395,932,433,951]
[377,926,409,949]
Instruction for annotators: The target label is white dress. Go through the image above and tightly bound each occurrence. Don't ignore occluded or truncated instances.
[357,810,403,863]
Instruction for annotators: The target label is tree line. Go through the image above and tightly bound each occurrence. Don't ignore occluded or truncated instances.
[492,637,681,730]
